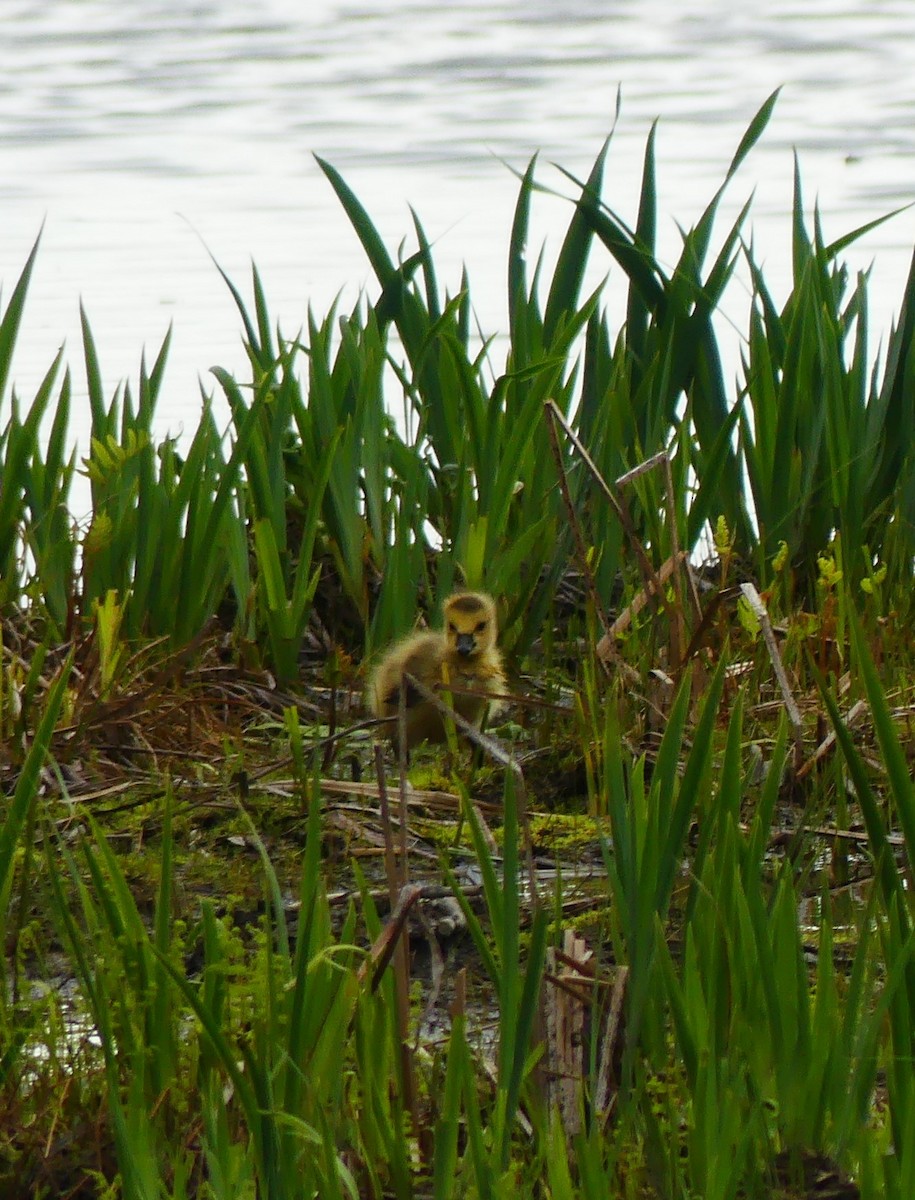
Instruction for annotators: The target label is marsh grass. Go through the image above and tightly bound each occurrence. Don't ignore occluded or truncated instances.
[4,98,915,1197]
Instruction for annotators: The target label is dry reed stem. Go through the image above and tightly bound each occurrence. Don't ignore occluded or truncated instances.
[544,399,699,682]
[542,931,629,1134]
[544,929,593,1136]
[542,399,613,645]
[599,551,686,652]
[595,965,628,1127]
[740,582,805,769]
[796,698,868,780]
[543,400,680,631]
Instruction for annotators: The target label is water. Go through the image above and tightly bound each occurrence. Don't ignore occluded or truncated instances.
[4,0,915,460]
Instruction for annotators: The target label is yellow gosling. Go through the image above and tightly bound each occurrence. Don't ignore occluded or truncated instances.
[369,591,505,748]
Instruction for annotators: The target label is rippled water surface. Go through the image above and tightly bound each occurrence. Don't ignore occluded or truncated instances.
[4,0,915,445]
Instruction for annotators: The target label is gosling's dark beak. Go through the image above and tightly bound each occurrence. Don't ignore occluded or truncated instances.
[456,632,475,656]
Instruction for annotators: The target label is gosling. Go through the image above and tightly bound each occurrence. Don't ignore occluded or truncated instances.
[369,591,505,748]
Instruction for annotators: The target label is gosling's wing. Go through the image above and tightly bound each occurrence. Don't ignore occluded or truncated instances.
[380,634,442,710]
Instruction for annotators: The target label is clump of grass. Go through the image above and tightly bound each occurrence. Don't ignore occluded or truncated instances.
[5,94,915,1197]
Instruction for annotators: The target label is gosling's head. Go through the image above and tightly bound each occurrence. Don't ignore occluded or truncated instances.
[443,591,498,659]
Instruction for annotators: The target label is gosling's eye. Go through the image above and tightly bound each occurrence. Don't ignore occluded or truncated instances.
[448,622,457,634]
[475,620,487,633]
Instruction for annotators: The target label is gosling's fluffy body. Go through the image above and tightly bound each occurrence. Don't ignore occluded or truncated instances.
[369,591,505,748]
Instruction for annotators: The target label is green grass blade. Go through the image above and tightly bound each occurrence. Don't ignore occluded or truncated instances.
[0,228,42,405]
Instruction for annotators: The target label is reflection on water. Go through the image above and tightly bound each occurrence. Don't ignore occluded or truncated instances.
[2,0,915,442]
